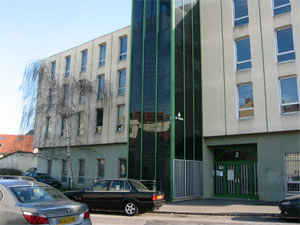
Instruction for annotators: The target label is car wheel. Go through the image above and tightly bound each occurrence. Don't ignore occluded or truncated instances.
[123,201,138,216]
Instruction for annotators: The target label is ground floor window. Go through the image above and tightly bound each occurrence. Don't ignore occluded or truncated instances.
[62,159,67,183]
[47,160,52,176]
[97,159,105,179]
[119,158,126,178]
[78,159,85,184]
[285,153,300,193]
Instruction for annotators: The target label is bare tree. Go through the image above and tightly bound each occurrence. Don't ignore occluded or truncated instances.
[20,59,114,189]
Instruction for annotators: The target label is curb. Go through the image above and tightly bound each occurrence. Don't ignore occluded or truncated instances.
[151,211,280,218]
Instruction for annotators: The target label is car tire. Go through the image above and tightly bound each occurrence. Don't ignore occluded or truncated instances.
[123,201,138,216]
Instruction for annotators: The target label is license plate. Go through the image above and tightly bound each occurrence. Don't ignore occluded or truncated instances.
[57,216,76,225]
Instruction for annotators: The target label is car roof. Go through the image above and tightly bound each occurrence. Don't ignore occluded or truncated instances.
[0,179,47,188]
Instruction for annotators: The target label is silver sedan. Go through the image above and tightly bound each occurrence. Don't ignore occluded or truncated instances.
[0,179,92,225]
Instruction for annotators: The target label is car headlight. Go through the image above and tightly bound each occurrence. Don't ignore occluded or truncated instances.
[281,201,291,205]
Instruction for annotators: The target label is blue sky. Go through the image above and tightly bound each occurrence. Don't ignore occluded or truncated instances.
[0,0,132,134]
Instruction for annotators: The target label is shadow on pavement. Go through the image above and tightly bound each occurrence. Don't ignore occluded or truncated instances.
[231,216,299,224]
[166,198,278,207]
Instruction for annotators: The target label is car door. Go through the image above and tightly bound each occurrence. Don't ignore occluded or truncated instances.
[105,180,131,209]
[82,180,111,209]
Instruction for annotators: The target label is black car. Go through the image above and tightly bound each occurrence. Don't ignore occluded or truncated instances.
[25,172,62,188]
[279,195,300,219]
[64,179,165,216]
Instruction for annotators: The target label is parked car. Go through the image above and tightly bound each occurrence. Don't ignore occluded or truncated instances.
[279,195,300,219]
[0,179,92,225]
[0,175,36,182]
[25,172,62,188]
[23,167,37,176]
[64,179,165,216]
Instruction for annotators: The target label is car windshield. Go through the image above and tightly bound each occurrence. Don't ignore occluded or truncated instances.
[130,180,150,192]
[11,186,68,203]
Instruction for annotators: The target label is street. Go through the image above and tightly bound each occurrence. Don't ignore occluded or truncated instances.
[90,212,299,225]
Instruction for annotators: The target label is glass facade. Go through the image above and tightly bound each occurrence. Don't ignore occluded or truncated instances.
[128,0,202,199]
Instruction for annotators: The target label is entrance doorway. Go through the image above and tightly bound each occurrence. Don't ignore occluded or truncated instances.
[213,144,258,199]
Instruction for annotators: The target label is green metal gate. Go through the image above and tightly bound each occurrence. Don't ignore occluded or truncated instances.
[214,161,258,199]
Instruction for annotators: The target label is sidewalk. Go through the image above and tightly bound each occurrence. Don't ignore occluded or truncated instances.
[155,198,280,217]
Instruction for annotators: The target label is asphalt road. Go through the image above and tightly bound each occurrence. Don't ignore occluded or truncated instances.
[90,212,299,225]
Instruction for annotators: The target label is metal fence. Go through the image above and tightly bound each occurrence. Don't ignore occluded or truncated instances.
[173,159,203,199]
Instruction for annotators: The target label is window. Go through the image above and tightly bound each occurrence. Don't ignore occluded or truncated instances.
[236,37,252,70]
[279,77,300,113]
[62,160,67,183]
[97,159,105,179]
[119,36,127,60]
[285,153,300,193]
[238,83,254,118]
[97,75,105,99]
[61,117,66,136]
[78,159,85,184]
[47,160,52,176]
[117,105,125,132]
[90,180,111,191]
[273,0,291,16]
[233,0,249,27]
[77,112,84,135]
[81,50,88,72]
[119,158,126,178]
[65,56,71,77]
[78,80,85,103]
[96,109,103,134]
[63,84,69,106]
[99,44,106,67]
[110,181,130,192]
[45,117,50,139]
[276,27,296,63]
[48,89,54,108]
[50,61,56,80]
[118,70,126,95]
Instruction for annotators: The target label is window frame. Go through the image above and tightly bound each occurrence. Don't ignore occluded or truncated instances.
[61,159,67,183]
[77,112,84,136]
[275,27,296,64]
[47,160,52,176]
[118,69,126,95]
[235,37,252,71]
[284,153,300,194]
[273,0,291,16]
[51,61,56,80]
[97,75,105,99]
[95,108,104,134]
[60,117,66,137]
[63,84,69,106]
[78,159,85,184]
[279,76,300,114]
[119,36,127,60]
[99,43,106,67]
[237,83,254,119]
[119,158,127,178]
[78,80,85,104]
[65,56,71,77]
[45,117,50,139]
[116,104,125,132]
[81,50,88,72]
[97,159,105,179]
[233,0,249,27]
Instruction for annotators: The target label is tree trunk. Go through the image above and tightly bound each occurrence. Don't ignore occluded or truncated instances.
[66,120,74,189]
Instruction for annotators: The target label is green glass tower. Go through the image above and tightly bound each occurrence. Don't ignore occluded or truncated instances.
[127,0,202,199]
